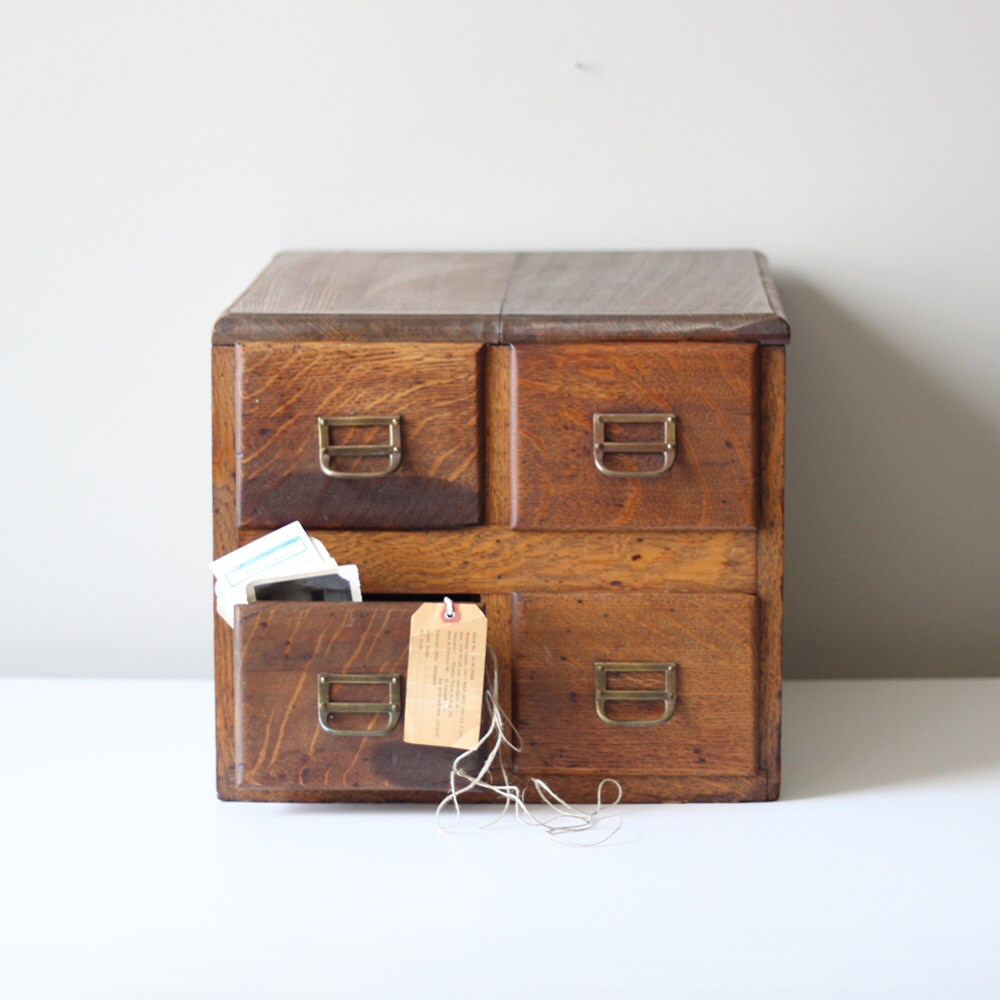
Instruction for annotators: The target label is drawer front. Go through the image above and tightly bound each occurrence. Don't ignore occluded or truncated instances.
[234,602,486,792]
[512,593,758,777]
[237,342,482,529]
[511,343,757,529]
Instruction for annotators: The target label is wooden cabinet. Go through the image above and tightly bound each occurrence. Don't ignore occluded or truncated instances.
[213,251,788,804]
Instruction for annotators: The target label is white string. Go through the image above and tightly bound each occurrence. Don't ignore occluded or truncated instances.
[442,596,456,619]
[435,647,624,847]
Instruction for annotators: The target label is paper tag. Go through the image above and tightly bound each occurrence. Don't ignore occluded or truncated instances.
[403,602,488,750]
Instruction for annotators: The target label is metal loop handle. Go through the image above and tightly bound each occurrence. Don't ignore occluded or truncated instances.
[594,662,678,727]
[318,673,401,736]
[593,413,676,478]
[317,415,402,479]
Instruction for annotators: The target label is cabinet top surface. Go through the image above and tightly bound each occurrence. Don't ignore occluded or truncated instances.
[214,250,788,345]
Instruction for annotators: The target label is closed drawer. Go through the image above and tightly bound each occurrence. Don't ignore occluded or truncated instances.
[237,342,482,529]
[511,593,758,777]
[233,601,488,792]
[511,343,758,529]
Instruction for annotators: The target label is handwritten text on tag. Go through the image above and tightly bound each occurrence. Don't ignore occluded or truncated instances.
[403,602,487,750]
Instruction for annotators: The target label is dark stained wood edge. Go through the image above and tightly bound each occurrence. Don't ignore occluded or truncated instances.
[753,251,790,337]
[214,313,500,345]
[211,787,521,804]
[215,773,768,804]
[519,773,770,804]
[216,311,789,345]
[212,346,237,800]
[484,346,511,525]
[757,346,785,799]
[499,313,790,344]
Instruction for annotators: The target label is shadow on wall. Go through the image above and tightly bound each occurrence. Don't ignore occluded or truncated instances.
[776,274,1000,679]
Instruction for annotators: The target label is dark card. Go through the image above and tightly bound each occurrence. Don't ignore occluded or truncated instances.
[248,570,357,603]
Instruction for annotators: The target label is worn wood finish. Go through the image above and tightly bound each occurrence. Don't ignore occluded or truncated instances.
[758,347,785,799]
[237,342,483,529]
[511,342,758,530]
[215,252,517,344]
[213,774,768,804]
[212,347,237,799]
[511,593,758,776]
[234,602,495,793]
[519,773,769,804]
[484,346,511,525]
[213,250,787,804]
[214,250,789,346]
[250,528,757,594]
[501,251,789,343]
[482,593,514,773]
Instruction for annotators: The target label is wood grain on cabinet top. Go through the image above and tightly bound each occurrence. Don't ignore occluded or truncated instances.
[501,250,787,342]
[214,250,789,345]
[215,252,517,343]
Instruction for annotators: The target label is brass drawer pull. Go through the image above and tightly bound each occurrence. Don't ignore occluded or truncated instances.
[593,413,677,478]
[317,415,402,479]
[594,662,677,726]
[317,673,401,736]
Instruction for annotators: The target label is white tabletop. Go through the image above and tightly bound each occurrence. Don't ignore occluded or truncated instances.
[1,677,998,999]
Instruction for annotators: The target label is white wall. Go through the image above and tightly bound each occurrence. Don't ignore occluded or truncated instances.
[1,0,997,678]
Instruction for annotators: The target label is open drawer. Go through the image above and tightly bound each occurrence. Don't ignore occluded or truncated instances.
[233,600,493,793]
[511,592,759,778]
[236,342,483,529]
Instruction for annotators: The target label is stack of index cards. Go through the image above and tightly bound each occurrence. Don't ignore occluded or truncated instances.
[211,521,361,627]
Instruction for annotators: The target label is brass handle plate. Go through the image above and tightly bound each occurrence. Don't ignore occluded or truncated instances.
[594,662,678,726]
[593,413,677,478]
[317,673,401,736]
[317,415,402,479]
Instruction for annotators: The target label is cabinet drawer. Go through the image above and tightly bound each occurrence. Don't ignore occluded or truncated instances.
[237,342,482,529]
[233,601,488,793]
[512,593,758,777]
[511,343,757,529]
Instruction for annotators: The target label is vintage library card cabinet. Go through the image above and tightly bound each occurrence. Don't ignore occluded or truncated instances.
[212,251,788,803]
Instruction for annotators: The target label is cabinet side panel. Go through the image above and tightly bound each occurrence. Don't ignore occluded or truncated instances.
[213,346,237,799]
[757,346,785,798]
